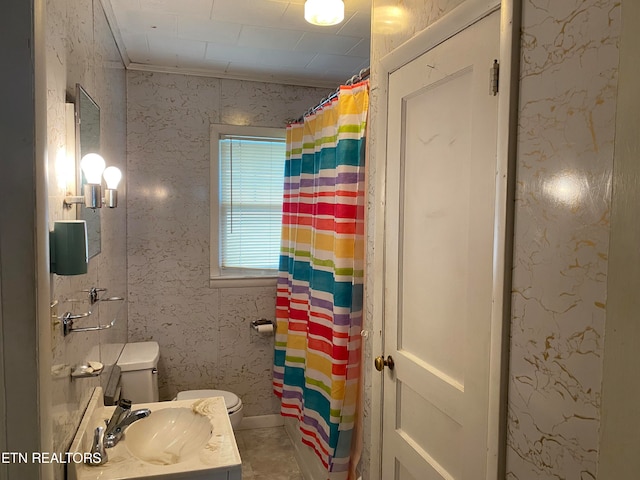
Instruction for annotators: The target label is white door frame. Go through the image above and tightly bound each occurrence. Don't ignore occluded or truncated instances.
[369,0,521,478]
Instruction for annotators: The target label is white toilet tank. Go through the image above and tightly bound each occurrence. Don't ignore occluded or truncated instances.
[116,341,160,403]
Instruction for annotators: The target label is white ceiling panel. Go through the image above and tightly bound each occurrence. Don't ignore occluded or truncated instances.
[336,10,371,38]
[237,25,305,50]
[148,35,207,60]
[211,0,289,27]
[307,53,368,72]
[345,0,373,12]
[295,32,362,55]
[176,56,229,70]
[177,17,241,44]
[105,0,371,88]
[204,44,263,64]
[242,49,318,68]
[207,44,316,68]
[135,49,181,67]
[224,62,293,80]
[346,38,370,58]
[266,0,305,5]
[120,33,150,60]
[109,0,141,12]
[223,62,335,88]
[114,9,177,35]
[139,0,214,17]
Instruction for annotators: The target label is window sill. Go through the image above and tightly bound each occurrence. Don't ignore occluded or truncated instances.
[209,275,278,289]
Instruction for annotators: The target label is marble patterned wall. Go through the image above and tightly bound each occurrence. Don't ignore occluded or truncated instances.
[367,0,620,478]
[45,0,127,477]
[126,71,331,416]
[506,1,619,478]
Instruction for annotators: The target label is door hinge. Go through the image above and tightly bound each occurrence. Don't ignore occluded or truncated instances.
[490,59,499,96]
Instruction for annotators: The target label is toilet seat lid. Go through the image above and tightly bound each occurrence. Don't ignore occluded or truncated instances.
[176,389,241,411]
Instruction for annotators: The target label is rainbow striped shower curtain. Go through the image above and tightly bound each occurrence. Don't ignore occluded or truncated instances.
[273,80,369,479]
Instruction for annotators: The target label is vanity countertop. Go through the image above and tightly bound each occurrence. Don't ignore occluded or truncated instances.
[68,387,242,480]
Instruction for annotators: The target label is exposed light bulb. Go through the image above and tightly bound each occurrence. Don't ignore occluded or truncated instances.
[80,153,106,184]
[103,166,122,189]
[305,0,344,26]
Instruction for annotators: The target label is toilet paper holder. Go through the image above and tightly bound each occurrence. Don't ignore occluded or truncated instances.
[251,318,275,332]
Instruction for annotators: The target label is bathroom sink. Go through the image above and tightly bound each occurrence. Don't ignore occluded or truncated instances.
[125,407,212,465]
[68,388,241,480]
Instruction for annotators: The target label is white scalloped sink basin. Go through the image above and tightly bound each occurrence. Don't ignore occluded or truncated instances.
[124,407,212,465]
[69,390,241,480]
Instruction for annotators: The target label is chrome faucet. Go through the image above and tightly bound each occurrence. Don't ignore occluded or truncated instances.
[104,398,151,447]
[104,398,132,437]
[87,398,151,465]
[87,426,108,465]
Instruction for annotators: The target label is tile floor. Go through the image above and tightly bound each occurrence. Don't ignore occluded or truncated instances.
[235,426,304,480]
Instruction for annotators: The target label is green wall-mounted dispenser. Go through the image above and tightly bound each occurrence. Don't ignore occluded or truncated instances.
[50,220,88,275]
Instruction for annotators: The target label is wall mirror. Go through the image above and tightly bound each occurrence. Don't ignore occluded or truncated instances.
[75,83,101,258]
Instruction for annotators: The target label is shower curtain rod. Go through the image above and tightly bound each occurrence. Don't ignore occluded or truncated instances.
[293,66,370,123]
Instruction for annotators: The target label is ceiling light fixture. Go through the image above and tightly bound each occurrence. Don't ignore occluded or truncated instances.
[304,0,345,26]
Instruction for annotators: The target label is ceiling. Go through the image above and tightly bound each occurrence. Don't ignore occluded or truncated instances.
[103,0,371,88]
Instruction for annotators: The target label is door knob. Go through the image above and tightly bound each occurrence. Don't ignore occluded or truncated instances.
[374,355,395,372]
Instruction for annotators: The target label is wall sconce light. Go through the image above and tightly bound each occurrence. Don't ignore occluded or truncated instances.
[64,153,123,209]
[304,0,344,26]
[103,166,122,208]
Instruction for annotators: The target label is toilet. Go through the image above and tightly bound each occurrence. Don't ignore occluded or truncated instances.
[116,342,244,430]
[116,341,160,404]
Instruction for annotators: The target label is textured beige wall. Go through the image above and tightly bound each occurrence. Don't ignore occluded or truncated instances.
[45,0,127,477]
[126,71,331,415]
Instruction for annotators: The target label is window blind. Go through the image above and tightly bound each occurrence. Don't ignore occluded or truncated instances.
[219,135,286,273]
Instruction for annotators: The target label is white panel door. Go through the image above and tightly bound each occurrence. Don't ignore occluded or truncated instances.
[382,10,501,479]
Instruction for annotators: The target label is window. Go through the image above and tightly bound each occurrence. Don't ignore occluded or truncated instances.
[210,124,286,287]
